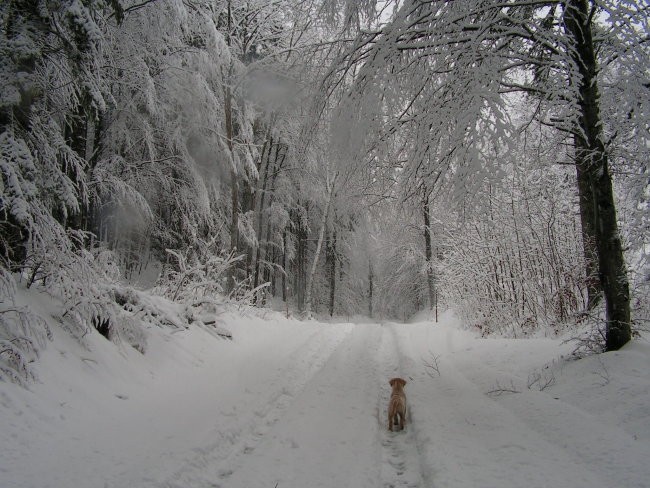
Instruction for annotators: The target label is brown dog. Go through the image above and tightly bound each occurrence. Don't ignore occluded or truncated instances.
[388,377,407,432]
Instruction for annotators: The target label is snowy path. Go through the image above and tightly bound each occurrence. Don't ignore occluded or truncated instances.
[159,323,434,488]
[393,322,649,488]
[377,324,429,488]
[2,312,649,488]
[157,319,648,488]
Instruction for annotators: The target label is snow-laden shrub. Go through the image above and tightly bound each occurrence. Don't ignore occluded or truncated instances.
[22,232,148,353]
[565,310,607,359]
[1,232,205,386]
[630,255,650,336]
[0,268,52,385]
[154,237,240,305]
[154,237,270,317]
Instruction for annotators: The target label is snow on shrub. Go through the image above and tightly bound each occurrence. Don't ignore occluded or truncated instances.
[0,268,51,385]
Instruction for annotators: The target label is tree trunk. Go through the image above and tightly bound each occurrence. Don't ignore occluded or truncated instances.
[327,225,337,317]
[270,247,277,297]
[564,0,631,351]
[64,93,100,235]
[224,0,240,292]
[226,96,238,250]
[282,228,288,303]
[575,151,602,308]
[253,137,274,290]
[423,193,435,311]
[260,144,287,296]
[368,257,374,318]
[305,173,337,319]
[294,206,308,312]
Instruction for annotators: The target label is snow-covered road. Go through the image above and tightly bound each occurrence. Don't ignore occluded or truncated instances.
[2,312,649,488]
[389,321,649,488]
[162,322,429,488]
[159,319,649,488]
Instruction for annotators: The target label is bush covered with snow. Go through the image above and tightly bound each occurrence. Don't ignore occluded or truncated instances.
[0,269,51,385]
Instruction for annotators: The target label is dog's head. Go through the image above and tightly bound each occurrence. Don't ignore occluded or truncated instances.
[389,377,407,389]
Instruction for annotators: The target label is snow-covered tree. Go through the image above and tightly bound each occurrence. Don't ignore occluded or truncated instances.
[321,0,648,349]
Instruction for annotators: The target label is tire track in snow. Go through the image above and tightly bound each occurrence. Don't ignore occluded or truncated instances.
[215,323,385,488]
[376,323,431,488]
[156,324,353,488]
[395,322,623,488]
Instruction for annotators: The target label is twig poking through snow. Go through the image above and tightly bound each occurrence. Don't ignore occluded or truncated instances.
[486,380,521,397]
[564,311,606,359]
[422,351,441,378]
[527,370,556,391]
[593,357,610,386]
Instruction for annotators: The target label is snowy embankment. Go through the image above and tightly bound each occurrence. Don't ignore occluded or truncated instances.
[1,299,649,488]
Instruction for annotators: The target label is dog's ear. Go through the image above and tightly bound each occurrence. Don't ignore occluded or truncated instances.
[389,378,395,386]
[400,378,407,387]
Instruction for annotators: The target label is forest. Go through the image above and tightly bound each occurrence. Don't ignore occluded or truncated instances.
[1,0,649,385]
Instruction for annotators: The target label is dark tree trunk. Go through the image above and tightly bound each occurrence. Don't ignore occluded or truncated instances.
[423,193,435,311]
[63,95,95,232]
[225,0,239,292]
[282,228,288,303]
[293,206,308,312]
[226,93,238,252]
[575,150,602,309]
[253,137,274,290]
[564,0,631,351]
[240,171,255,281]
[368,258,374,318]
[305,175,337,319]
[270,247,277,297]
[262,215,273,285]
[260,144,286,295]
[327,225,337,317]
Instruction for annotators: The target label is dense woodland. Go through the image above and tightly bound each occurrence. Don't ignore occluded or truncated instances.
[1,0,648,383]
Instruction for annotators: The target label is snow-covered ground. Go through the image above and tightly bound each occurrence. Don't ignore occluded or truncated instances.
[2,303,649,488]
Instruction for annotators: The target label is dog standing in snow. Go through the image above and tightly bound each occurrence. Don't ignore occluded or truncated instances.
[388,377,407,432]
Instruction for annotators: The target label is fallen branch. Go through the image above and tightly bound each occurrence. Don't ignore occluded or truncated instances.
[486,380,521,397]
